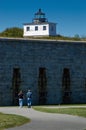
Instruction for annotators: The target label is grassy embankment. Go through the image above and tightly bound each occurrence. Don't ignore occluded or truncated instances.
[0,112,30,130]
[33,104,86,118]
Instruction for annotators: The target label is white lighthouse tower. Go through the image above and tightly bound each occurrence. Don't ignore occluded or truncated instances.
[23,9,57,37]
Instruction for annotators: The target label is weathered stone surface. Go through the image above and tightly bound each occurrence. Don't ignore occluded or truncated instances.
[0,38,86,105]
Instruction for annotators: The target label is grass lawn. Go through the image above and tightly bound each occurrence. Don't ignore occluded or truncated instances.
[33,105,86,118]
[0,112,30,130]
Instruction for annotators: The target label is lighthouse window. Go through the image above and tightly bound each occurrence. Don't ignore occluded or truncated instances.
[26,27,30,31]
[43,26,46,30]
[35,26,38,31]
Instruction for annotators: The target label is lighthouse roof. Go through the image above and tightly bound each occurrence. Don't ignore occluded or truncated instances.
[35,9,45,15]
[23,22,57,25]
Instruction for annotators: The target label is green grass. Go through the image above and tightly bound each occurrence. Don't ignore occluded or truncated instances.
[0,112,30,130]
[33,105,86,118]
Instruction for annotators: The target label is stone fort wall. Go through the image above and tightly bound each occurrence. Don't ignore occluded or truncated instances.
[0,38,86,106]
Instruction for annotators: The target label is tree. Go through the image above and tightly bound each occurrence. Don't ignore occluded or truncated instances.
[0,27,23,38]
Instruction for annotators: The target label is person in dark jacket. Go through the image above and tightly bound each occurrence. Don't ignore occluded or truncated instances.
[26,89,32,108]
[18,90,24,108]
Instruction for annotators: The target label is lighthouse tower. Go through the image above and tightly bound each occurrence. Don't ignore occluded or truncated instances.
[23,9,57,37]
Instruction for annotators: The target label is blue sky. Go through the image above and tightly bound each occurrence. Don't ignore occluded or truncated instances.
[0,0,86,37]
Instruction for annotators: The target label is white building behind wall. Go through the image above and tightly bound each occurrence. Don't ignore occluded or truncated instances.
[23,9,57,37]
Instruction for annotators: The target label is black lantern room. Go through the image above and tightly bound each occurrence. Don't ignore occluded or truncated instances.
[33,9,48,23]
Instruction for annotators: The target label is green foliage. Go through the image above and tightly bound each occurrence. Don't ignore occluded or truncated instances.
[0,27,23,38]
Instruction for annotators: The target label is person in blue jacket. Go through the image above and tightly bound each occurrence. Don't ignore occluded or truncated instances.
[26,89,32,108]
